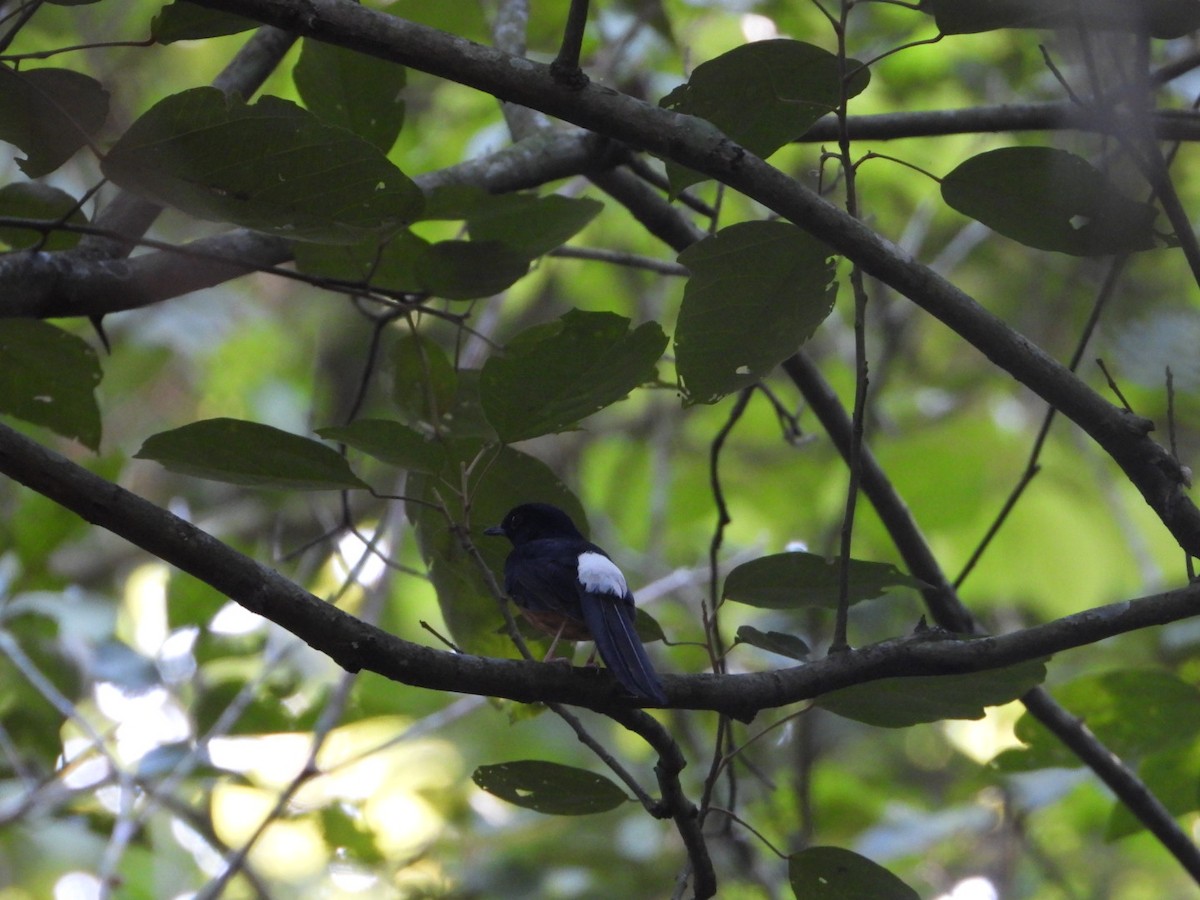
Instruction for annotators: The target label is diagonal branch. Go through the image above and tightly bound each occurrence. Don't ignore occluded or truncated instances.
[185,0,1200,559]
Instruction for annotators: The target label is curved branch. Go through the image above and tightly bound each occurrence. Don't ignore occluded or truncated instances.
[2,419,1198,723]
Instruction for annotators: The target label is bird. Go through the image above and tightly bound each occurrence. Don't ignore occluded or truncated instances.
[485,502,668,705]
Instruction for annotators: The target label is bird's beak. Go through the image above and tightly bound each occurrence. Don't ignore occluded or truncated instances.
[484,525,505,537]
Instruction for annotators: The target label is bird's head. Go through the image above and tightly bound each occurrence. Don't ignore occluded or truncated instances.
[484,502,585,545]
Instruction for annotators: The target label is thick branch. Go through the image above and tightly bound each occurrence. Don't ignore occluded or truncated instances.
[799,104,1200,143]
[1,420,1198,723]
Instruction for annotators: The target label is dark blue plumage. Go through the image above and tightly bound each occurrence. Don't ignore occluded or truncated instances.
[485,503,667,705]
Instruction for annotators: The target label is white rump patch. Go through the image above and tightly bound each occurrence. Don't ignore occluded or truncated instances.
[577,551,628,597]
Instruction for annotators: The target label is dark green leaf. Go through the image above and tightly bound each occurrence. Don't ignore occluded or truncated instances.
[922,0,1200,39]
[817,657,1047,727]
[466,193,604,257]
[788,846,919,899]
[472,761,628,815]
[723,552,922,610]
[660,40,870,193]
[0,65,109,177]
[293,229,427,292]
[416,240,529,299]
[634,607,666,644]
[295,230,527,299]
[734,626,810,661]
[0,182,88,251]
[0,319,102,450]
[675,221,836,405]
[392,333,459,428]
[941,147,1158,256]
[135,418,368,490]
[294,38,406,152]
[151,3,259,42]
[317,419,446,472]
[102,88,423,243]
[995,669,1200,771]
[481,309,668,442]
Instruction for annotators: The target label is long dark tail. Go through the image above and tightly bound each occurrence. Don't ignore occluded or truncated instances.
[581,593,667,705]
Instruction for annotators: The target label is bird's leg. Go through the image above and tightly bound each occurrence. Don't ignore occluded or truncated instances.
[543,620,570,662]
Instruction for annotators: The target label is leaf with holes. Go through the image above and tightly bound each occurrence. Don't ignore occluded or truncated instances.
[0,65,109,177]
[472,761,628,815]
[942,147,1158,256]
[294,38,406,152]
[0,319,101,450]
[789,846,919,899]
[676,221,835,405]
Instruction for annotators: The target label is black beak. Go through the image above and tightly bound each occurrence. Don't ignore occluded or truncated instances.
[484,525,505,537]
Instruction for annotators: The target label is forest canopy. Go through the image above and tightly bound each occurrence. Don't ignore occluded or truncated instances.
[3,1,1200,898]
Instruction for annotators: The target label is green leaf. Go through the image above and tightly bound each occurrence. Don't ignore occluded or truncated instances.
[788,846,919,899]
[480,309,667,442]
[817,657,1047,727]
[0,319,102,450]
[675,221,836,405]
[135,418,368,490]
[0,65,109,177]
[922,0,1200,39]
[317,419,445,472]
[294,230,528,299]
[293,38,406,153]
[151,2,259,42]
[293,229,428,292]
[416,240,530,299]
[472,761,628,815]
[392,333,460,428]
[660,40,869,193]
[102,87,423,243]
[466,193,604,257]
[941,147,1158,256]
[734,626,810,661]
[995,669,1200,771]
[407,444,583,655]
[0,182,88,251]
[723,552,922,610]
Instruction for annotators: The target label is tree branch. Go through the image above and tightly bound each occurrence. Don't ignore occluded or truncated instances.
[183,0,1200,560]
[0,129,616,318]
[2,419,1199,723]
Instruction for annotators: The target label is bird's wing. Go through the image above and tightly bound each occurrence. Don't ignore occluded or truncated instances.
[576,551,667,705]
[504,544,585,620]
